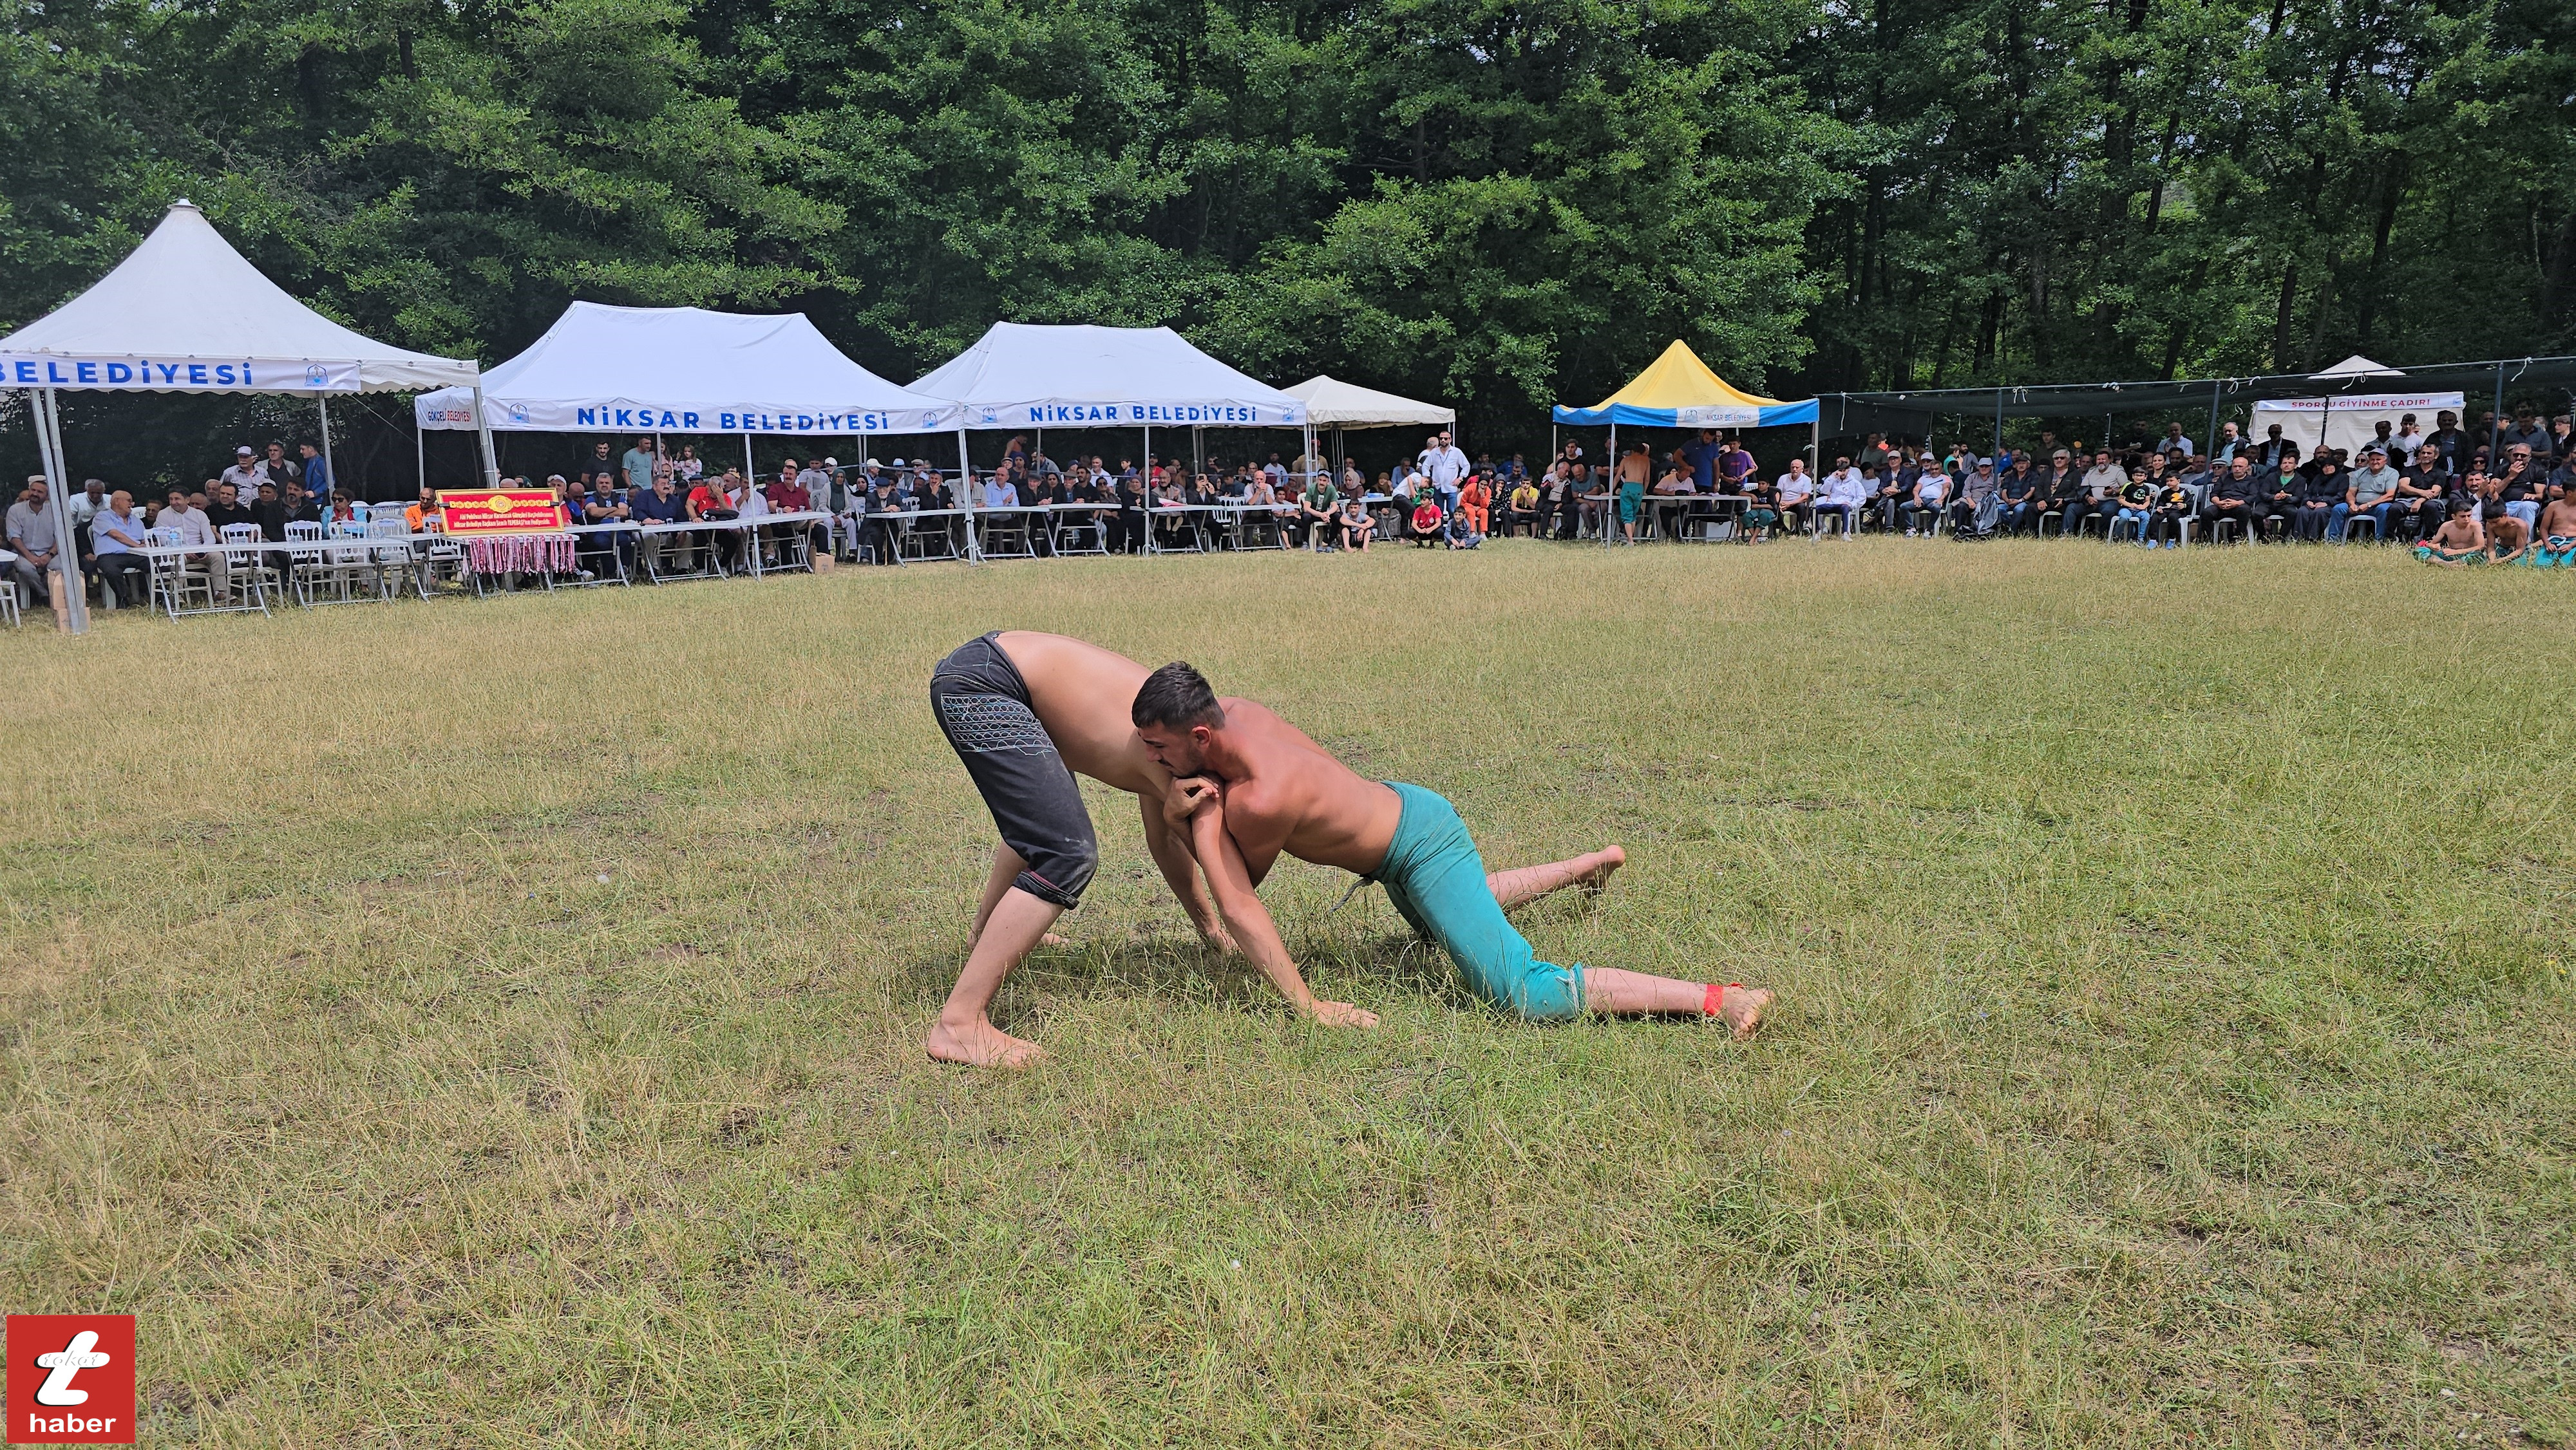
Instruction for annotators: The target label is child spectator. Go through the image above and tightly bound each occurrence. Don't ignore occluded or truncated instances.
[2114,471,2155,545]
[2413,501,2485,566]
[2150,475,2194,548]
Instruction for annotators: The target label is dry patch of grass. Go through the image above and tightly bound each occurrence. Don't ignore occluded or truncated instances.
[3,540,2571,1445]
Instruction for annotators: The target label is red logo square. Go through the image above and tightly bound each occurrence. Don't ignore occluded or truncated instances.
[5,1317,135,1444]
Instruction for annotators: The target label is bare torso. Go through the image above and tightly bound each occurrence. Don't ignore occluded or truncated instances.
[1204,699,1403,883]
[993,631,1168,799]
[2541,500,2576,538]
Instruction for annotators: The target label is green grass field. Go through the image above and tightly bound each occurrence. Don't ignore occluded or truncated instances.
[3,539,2570,1447]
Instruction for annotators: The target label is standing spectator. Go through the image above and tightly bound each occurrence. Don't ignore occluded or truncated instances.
[89,490,148,607]
[1420,431,1470,514]
[260,441,301,494]
[6,478,66,622]
[621,436,658,498]
[220,446,265,497]
[1681,428,1723,493]
[1719,436,1755,494]
[674,444,704,483]
[2427,410,2469,470]
[2499,405,2548,460]
[2254,424,2293,468]
[2157,422,2196,460]
[297,441,332,504]
[2210,421,2244,466]
[582,439,618,484]
[2393,414,2425,458]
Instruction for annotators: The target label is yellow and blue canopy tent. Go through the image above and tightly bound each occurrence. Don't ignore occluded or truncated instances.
[1551,339,1817,429]
[1551,340,1817,544]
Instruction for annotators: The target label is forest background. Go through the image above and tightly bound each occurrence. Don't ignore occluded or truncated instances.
[5,0,2573,485]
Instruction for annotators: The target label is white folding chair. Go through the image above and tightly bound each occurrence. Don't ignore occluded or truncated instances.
[146,527,214,617]
[0,550,19,628]
[219,523,277,614]
[366,516,423,599]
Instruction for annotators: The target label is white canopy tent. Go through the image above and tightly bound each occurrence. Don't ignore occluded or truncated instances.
[0,199,484,633]
[910,323,1311,559]
[1280,373,1455,486]
[2246,356,2459,458]
[414,302,954,485]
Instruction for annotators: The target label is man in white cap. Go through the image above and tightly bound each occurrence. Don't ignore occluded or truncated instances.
[220,446,264,497]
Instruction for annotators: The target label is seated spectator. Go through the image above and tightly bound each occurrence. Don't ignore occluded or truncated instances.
[2392,444,2448,540]
[2112,471,2156,544]
[1408,495,1444,546]
[2522,481,2572,565]
[2203,457,2259,538]
[2250,444,2302,539]
[206,479,256,534]
[1459,472,1492,535]
[1773,458,1815,534]
[1741,475,1781,540]
[2149,475,2194,547]
[1338,495,1374,552]
[1444,505,1482,549]
[1504,478,1540,537]
[1299,473,1339,553]
[89,489,148,606]
[2413,500,2486,565]
[157,484,233,599]
[1994,458,2038,534]
[1949,458,2000,537]
[2332,444,2401,541]
[2492,446,2542,531]
[2292,456,2343,541]
[6,478,65,619]
[1901,465,1946,535]
[1866,455,1909,531]
[1815,457,1867,535]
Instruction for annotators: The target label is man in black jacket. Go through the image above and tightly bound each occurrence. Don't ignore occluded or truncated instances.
[2202,455,2259,540]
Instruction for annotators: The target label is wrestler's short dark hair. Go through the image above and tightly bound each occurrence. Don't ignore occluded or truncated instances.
[1133,662,1224,730]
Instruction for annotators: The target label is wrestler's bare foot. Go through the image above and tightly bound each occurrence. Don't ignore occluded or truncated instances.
[1713,984,1773,1040]
[925,1017,1047,1069]
[1578,844,1627,892]
[1041,932,1070,947]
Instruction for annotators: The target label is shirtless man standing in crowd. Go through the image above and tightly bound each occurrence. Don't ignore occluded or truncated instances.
[1135,662,1774,1038]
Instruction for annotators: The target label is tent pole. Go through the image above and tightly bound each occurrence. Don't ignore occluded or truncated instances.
[2491,362,2506,458]
[471,385,500,488]
[1142,424,1152,556]
[1605,422,1616,549]
[1992,388,2002,461]
[958,426,981,565]
[317,395,336,502]
[415,415,426,499]
[35,388,86,634]
[2206,379,2222,463]
[743,432,753,478]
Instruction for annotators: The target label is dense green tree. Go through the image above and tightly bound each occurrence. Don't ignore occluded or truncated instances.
[5,0,2575,485]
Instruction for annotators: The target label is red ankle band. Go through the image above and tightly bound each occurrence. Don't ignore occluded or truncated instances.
[1703,982,1745,1017]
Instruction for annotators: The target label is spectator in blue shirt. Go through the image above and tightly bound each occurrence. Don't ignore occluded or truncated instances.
[298,442,332,504]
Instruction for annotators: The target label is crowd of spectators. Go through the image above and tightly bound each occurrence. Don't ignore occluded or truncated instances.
[6,437,336,614]
[19,408,2572,623]
[1533,404,2576,561]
